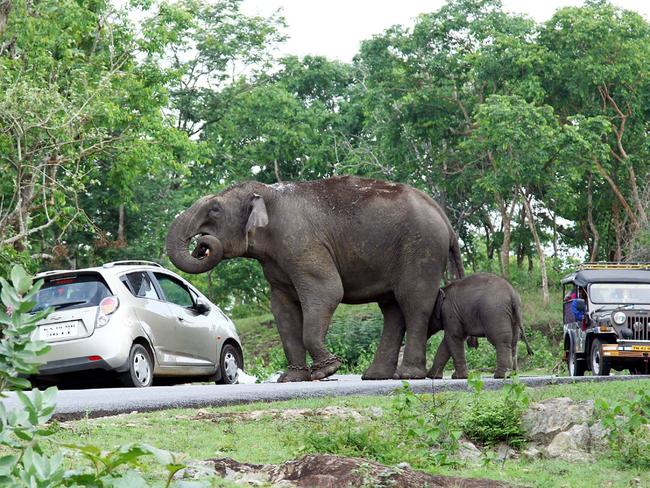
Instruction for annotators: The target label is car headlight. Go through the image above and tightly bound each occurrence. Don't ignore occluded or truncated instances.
[612,311,626,325]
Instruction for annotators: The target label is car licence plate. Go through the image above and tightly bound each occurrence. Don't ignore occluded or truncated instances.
[40,322,79,341]
[631,345,650,352]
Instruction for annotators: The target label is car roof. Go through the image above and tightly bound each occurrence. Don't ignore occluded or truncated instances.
[35,261,167,279]
[562,266,650,287]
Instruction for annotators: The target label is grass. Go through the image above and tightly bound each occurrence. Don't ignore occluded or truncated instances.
[46,379,650,487]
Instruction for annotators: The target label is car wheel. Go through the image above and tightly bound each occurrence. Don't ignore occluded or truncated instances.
[118,344,154,387]
[567,343,586,377]
[217,344,242,385]
[589,339,611,376]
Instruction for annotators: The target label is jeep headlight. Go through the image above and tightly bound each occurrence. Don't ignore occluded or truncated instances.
[612,311,626,325]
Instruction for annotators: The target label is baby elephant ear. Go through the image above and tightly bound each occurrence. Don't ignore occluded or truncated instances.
[246,193,268,232]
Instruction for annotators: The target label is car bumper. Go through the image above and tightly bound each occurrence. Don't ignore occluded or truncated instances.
[37,321,133,375]
[602,342,650,359]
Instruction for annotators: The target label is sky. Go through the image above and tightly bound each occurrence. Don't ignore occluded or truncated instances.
[240,0,650,62]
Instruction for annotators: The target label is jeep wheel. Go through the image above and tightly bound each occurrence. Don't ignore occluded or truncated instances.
[629,364,648,375]
[589,339,611,376]
[567,344,586,376]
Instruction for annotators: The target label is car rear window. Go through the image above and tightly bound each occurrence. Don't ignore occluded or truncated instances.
[33,273,112,312]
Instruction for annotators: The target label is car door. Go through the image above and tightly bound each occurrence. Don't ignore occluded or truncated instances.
[152,272,215,366]
[122,271,179,367]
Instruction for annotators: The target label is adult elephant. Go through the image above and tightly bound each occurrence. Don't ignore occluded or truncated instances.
[166,176,464,382]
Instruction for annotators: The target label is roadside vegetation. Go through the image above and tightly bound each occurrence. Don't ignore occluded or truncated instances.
[44,379,650,487]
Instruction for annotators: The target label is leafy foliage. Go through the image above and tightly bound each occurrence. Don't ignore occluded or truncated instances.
[462,373,529,448]
[596,389,650,469]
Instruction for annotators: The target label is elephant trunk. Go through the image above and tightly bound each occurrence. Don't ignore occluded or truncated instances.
[166,209,223,274]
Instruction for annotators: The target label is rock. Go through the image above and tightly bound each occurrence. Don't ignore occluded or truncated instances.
[546,424,594,462]
[456,440,482,464]
[589,420,611,452]
[195,454,519,487]
[522,445,544,460]
[496,443,518,461]
[190,406,372,423]
[522,397,594,443]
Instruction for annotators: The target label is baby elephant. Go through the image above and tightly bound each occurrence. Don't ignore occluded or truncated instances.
[427,273,533,379]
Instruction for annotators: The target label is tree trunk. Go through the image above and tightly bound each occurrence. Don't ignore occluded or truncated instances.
[497,195,517,278]
[522,189,549,305]
[587,174,599,261]
[612,200,623,262]
[0,1,10,38]
[117,203,126,245]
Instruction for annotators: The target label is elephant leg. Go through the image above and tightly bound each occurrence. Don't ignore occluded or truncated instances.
[294,265,344,381]
[427,338,451,379]
[486,331,514,379]
[362,301,405,380]
[271,288,310,382]
[445,332,468,379]
[393,284,437,379]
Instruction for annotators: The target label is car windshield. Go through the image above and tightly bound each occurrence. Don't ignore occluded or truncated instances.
[32,274,112,312]
[589,283,650,305]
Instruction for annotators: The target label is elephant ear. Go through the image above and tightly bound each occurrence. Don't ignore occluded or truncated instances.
[245,193,268,232]
[434,288,445,321]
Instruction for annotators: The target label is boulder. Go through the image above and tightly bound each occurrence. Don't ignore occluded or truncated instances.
[522,444,544,460]
[522,397,594,443]
[589,420,611,452]
[178,454,520,487]
[546,424,594,462]
[456,439,482,464]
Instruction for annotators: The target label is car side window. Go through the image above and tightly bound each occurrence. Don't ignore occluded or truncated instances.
[155,274,194,308]
[123,272,160,300]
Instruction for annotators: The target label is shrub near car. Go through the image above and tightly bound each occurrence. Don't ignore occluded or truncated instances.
[563,262,650,376]
[31,261,243,387]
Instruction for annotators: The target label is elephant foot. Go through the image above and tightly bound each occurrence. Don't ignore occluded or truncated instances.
[310,356,342,381]
[278,365,311,383]
[451,370,468,380]
[362,363,396,380]
[393,365,427,380]
[426,367,443,379]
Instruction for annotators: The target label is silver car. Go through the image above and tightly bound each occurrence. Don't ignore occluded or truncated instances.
[30,261,243,387]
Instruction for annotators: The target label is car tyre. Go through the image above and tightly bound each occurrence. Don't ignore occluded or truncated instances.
[217,344,242,385]
[118,344,154,387]
[589,339,611,376]
[567,343,586,377]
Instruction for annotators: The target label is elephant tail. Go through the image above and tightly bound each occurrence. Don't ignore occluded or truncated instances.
[448,233,465,280]
[513,298,534,356]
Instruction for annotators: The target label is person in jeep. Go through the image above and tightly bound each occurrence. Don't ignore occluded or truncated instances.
[563,263,650,376]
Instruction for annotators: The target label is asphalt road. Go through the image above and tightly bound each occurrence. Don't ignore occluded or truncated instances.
[3,374,649,420]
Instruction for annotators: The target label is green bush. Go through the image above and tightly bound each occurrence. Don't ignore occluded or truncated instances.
[596,389,650,469]
[462,374,528,448]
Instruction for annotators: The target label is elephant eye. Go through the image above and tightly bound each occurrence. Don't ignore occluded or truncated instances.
[210,204,220,214]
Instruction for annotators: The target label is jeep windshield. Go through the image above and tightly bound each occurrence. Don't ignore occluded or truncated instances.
[32,273,112,312]
[589,283,650,305]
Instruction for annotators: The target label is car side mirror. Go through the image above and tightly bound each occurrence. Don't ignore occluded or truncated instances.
[574,298,586,312]
[194,299,210,315]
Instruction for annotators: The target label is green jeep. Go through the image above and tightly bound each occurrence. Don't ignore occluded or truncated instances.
[562,263,650,376]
